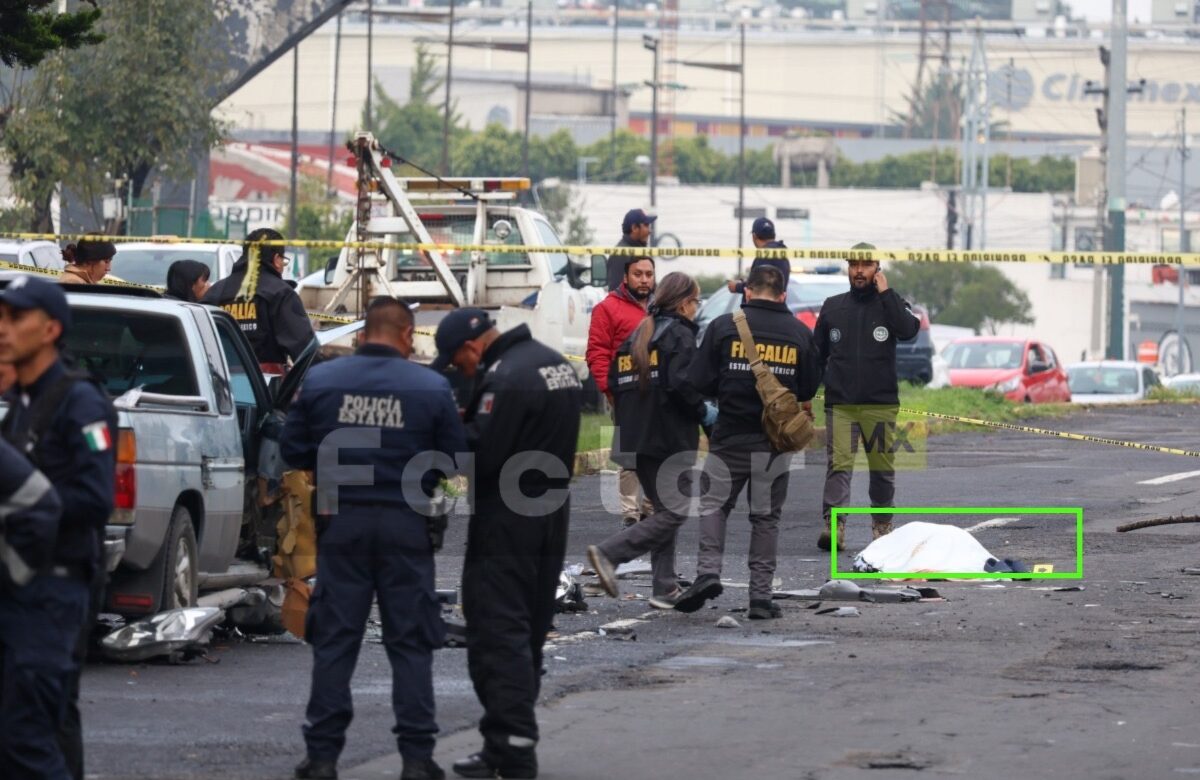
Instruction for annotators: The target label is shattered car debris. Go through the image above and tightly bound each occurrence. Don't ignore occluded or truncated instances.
[100,607,225,663]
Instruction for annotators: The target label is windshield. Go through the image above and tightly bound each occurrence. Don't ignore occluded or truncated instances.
[943,341,1025,370]
[111,248,219,287]
[1068,366,1139,395]
[391,213,530,276]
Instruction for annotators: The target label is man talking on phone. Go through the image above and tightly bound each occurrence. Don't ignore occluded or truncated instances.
[812,243,920,551]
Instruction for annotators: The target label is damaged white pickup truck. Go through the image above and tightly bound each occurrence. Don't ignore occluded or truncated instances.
[1,285,334,626]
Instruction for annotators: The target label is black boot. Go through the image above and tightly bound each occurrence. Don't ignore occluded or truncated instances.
[673,573,723,613]
[453,751,537,779]
[748,599,783,620]
[295,756,338,780]
[402,757,446,780]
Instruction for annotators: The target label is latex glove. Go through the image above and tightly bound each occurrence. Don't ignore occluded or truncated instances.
[702,401,719,428]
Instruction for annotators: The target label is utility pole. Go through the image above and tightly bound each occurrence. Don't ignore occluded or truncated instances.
[737,21,746,256]
[366,0,374,124]
[960,24,990,250]
[441,0,456,175]
[289,46,300,240]
[946,190,958,249]
[1105,0,1128,360]
[1177,107,1190,374]
[523,0,533,180]
[327,10,342,196]
[611,2,619,174]
[643,35,660,208]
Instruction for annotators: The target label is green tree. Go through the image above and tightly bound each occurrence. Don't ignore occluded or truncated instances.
[281,175,353,243]
[581,130,649,184]
[886,262,1034,333]
[538,183,593,245]
[451,123,524,177]
[367,44,463,173]
[4,0,227,232]
[0,0,102,70]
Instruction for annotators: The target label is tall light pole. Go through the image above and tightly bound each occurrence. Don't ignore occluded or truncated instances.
[676,24,746,253]
[523,0,533,180]
[1177,107,1190,374]
[442,0,456,175]
[643,35,659,207]
[289,45,300,240]
[366,0,374,124]
[611,2,619,173]
[1105,0,1128,360]
[327,10,342,196]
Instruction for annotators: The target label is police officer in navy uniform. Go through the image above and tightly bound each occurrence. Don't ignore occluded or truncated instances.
[204,227,315,371]
[281,297,467,780]
[813,243,920,550]
[430,309,583,780]
[728,217,792,295]
[0,275,117,780]
[0,437,64,779]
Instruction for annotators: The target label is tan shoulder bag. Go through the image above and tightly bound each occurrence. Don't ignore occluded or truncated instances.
[732,310,815,452]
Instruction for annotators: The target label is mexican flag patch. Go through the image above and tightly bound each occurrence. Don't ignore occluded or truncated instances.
[82,421,112,452]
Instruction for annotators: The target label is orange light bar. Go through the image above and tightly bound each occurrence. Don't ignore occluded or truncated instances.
[399,177,530,193]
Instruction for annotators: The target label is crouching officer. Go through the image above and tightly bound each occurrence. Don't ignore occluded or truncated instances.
[281,297,467,780]
[813,243,921,550]
[431,309,583,780]
[0,275,117,780]
[0,438,65,778]
[204,227,315,373]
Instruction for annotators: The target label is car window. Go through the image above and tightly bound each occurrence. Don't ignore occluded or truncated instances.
[532,218,569,279]
[943,342,1024,370]
[0,252,18,264]
[1143,368,1159,388]
[110,248,220,287]
[1027,344,1046,367]
[1067,366,1139,394]
[30,245,64,270]
[216,324,259,407]
[64,308,198,396]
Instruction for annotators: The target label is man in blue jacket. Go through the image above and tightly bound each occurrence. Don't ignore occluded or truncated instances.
[282,296,467,780]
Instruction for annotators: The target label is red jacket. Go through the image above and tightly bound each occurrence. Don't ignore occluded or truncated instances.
[586,284,648,396]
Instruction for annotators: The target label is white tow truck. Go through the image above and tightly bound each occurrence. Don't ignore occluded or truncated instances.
[295,133,607,365]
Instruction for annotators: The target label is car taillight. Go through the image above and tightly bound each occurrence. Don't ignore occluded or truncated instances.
[113,429,136,522]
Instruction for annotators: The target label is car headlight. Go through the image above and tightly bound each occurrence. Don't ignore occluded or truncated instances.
[993,376,1021,393]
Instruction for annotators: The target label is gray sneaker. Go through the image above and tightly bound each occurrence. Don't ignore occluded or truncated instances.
[648,587,684,609]
[587,545,619,597]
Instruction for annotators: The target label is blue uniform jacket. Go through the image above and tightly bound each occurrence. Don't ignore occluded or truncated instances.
[0,439,61,579]
[281,343,468,513]
[1,360,116,572]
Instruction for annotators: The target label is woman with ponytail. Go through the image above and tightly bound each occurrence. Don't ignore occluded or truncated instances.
[587,271,717,608]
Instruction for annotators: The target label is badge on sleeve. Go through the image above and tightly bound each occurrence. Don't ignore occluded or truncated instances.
[478,392,495,414]
[82,421,112,452]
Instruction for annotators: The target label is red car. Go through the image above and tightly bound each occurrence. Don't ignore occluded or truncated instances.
[941,337,1072,403]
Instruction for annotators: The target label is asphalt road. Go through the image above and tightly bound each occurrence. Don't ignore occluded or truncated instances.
[79,403,1200,779]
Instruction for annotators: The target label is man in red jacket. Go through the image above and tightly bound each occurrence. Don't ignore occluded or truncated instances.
[586,256,655,527]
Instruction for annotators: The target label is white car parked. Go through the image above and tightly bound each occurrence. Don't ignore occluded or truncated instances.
[0,239,64,271]
[1066,360,1161,404]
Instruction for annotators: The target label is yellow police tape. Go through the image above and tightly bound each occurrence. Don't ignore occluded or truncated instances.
[3,230,1200,265]
[855,399,1200,459]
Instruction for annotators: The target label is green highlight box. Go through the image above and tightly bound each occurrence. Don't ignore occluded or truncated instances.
[830,507,1084,580]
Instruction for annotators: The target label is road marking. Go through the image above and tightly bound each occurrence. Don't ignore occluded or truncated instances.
[1137,469,1200,486]
[966,517,1021,533]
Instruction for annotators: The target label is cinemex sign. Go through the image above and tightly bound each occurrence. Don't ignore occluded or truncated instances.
[989,65,1200,111]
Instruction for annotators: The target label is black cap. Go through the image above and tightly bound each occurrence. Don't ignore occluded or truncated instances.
[0,275,72,332]
[431,308,495,371]
[622,208,658,233]
[751,217,776,240]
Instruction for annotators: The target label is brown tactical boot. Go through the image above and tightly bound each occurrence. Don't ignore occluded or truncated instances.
[816,519,846,551]
[871,520,894,540]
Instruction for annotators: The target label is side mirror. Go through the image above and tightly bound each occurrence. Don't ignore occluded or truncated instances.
[1029,361,1049,374]
[590,254,608,288]
[323,256,338,285]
